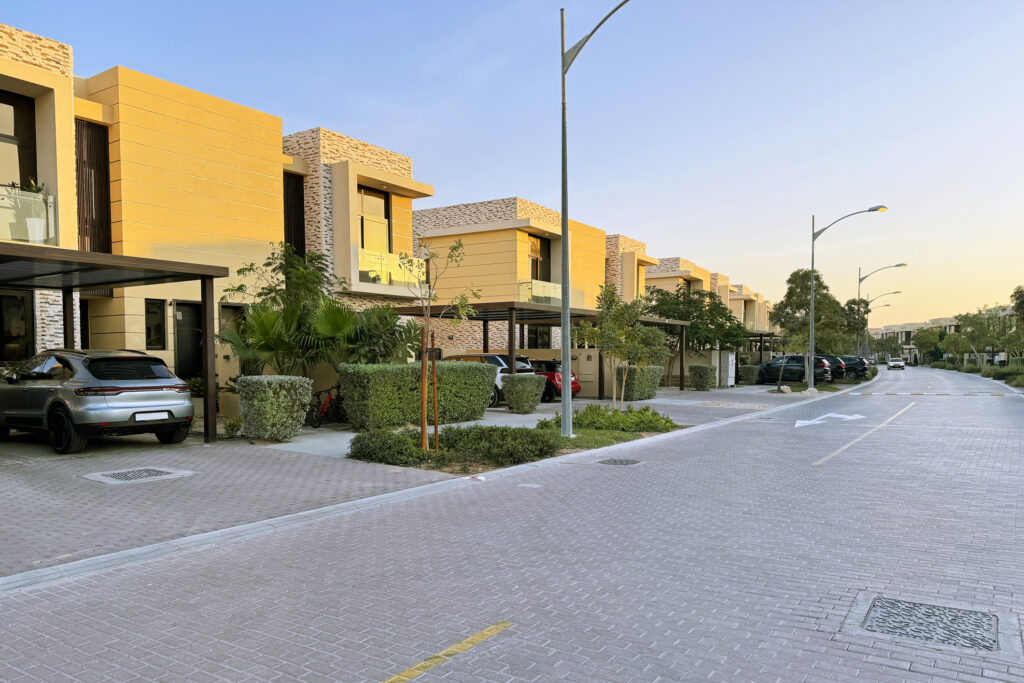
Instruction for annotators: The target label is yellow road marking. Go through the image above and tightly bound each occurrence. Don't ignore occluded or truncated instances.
[993,393,1004,396]
[813,402,916,466]
[936,393,950,395]
[911,393,923,395]
[861,392,872,395]
[885,393,897,395]
[383,622,513,683]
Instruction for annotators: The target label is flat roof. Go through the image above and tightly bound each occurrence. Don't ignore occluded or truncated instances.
[0,242,228,290]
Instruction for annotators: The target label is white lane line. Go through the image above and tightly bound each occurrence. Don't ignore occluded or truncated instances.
[812,402,916,466]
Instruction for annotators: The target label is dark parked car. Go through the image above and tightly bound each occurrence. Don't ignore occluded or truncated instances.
[0,349,194,454]
[818,354,847,380]
[757,355,832,384]
[529,359,582,402]
[840,356,869,379]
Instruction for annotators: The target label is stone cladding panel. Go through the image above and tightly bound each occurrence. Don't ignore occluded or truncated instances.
[0,24,73,78]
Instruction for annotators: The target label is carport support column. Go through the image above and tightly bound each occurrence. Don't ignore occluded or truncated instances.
[679,327,686,391]
[482,320,489,353]
[200,277,217,443]
[507,308,516,373]
[61,289,75,349]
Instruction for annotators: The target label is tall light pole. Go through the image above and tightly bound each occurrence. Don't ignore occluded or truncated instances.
[865,303,891,355]
[808,205,887,389]
[560,1,631,437]
[857,263,907,353]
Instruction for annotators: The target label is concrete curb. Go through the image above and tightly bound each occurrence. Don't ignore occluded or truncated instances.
[0,374,877,596]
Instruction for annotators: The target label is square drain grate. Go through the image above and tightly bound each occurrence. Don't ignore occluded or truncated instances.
[598,459,641,466]
[863,597,998,651]
[83,467,194,485]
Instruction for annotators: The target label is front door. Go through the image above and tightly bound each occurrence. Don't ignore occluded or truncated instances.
[174,303,203,380]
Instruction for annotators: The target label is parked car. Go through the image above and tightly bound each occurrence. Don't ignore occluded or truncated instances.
[757,355,832,384]
[818,354,847,381]
[887,358,906,370]
[0,350,194,454]
[528,359,581,402]
[840,355,869,379]
[443,354,534,407]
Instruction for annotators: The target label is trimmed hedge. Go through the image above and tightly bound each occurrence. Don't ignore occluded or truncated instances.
[738,364,760,385]
[689,364,715,391]
[960,364,981,373]
[615,365,664,401]
[347,426,559,467]
[237,375,312,442]
[930,361,953,369]
[337,362,496,431]
[502,374,546,414]
[538,404,675,432]
[981,365,998,378]
[1008,375,1024,388]
[867,366,879,379]
[349,429,425,466]
[993,366,1024,381]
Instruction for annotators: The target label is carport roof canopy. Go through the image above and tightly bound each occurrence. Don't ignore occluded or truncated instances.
[394,301,689,327]
[0,243,227,290]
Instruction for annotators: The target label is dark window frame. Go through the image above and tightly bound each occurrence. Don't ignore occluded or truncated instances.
[145,299,167,350]
[0,289,35,362]
[0,88,37,188]
[283,172,306,256]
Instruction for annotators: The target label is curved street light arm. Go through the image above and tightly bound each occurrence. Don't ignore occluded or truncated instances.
[563,0,632,74]
[868,291,901,305]
[860,263,907,284]
[813,209,872,242]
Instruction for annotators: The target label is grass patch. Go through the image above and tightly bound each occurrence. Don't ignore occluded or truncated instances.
[554,429,645,451]
[769,382,842,393]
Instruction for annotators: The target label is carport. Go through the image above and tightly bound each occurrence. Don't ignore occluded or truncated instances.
[395,300,688,398]
[0,242,228,443]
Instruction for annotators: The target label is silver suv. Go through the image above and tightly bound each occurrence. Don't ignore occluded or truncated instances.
[0,350,194,454]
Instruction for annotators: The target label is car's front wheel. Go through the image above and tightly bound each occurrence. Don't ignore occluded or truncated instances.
[48,406,87,454]
[541,383,556,403]
[488,387,500,408]
[156,422,190,444]
[756,371,765,384]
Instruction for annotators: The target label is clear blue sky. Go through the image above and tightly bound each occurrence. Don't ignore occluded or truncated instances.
[7,1,1022,325]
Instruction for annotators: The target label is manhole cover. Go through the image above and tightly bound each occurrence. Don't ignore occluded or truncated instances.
[598,459,640,466]
[863,597,997,651]
[83,467,194,485]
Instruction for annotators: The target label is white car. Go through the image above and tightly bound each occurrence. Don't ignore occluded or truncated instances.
[887,358,906,370]
[443,354,534,406]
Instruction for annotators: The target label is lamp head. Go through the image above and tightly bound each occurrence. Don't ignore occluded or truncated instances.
[896,263,907,268]
[869,205,888,212]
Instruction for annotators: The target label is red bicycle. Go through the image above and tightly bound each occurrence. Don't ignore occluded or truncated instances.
[306,384,344,428]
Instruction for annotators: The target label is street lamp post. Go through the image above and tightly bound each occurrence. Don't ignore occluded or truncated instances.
[808,206,887,389]
[857,263,907,353]
[560,1,631,437]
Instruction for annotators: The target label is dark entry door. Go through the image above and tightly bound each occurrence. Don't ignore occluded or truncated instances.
[174,303,203,380]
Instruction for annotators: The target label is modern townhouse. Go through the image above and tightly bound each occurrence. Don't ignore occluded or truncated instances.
[0,23,431,395]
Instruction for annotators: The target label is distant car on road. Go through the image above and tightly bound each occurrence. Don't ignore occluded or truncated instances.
[0,349,194,454]
[887,358,906,370]
[757,355,832,384]
[528,359,581,402]
[443,353,534,407]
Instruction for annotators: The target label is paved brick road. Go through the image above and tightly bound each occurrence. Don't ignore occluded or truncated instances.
[1,367,1023,681]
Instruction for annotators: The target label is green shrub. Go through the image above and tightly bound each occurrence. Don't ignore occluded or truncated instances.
[961,364,981,373]
[237,375,312,442]
[738,364,760,385]
[930,361,952,369]
[537,404,675,433]
[502,373,546,414]
[981,365,998,378]
[348,429,426,466]
[867,366,879,379]
[615,365,664,400]
[337,362,496,430]
[438,426,559,466]
[1008,375,1024,388]
[223,416,243,438]
[689,364,715,391]
[992,366,1024,381]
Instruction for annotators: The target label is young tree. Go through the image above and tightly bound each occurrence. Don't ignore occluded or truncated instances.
[911,327,942,363]
[940,332,971,365]
[400,238,479,449]
[1011,286,1024,323]
[771,269,861,376]
[871,334,903,361]
[956,307,1010,364]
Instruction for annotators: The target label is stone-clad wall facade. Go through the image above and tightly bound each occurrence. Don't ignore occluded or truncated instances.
[605,234,649,298]
[413,198,519,236]
[282,127,414,264]
[0,24,73,78]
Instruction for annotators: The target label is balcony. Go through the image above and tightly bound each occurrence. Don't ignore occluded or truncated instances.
[0,186,57,246]
[358,249,424,289]
[518,280,561,306]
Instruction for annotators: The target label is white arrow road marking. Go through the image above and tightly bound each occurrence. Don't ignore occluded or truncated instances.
[794,412,867,428]
[813,402,916,466]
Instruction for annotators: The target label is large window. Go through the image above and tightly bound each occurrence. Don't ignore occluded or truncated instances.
[527,326,552,349]
[0,89,36,188]
[145,299,166,350]
[283,172,305,255]
[0,291,33,362]
[358,185,390,252]
[529,235,551,281]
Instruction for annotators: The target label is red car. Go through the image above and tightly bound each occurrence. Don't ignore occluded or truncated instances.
[529,360,581,402]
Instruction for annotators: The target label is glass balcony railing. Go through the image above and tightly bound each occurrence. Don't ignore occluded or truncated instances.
[519,280,562,306]
[0,186,57,245]
[358,249,424,289]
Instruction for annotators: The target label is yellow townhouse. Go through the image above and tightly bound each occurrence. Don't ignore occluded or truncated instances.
[0,23,432,393]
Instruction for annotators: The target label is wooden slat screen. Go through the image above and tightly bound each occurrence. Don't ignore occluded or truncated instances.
[75,119,111,254]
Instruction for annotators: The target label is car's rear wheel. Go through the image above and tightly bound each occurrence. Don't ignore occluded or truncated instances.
[488,387,500,408]
[541,383,556,403]
[156,422,190,444]
[756,371,765,384]
[48,406,87,454]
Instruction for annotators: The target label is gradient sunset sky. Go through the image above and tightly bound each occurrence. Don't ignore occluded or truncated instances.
[7,1,1021,327]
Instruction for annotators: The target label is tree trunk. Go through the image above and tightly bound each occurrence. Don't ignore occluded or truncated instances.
[420,325,428,449]
[431,331,438,450]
